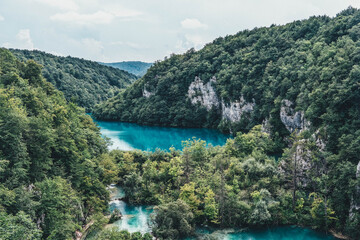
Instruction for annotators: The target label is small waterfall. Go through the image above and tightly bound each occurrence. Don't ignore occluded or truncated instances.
[108,185,153,234]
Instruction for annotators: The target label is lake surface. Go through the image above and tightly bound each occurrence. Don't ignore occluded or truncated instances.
[108,186,337,240]
[94,120,230,151]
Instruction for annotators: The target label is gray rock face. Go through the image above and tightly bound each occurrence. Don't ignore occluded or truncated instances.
[279,139,315,187]
[280,99,310,132]
[187,76,255,123]
[143,86,154,98]
[221,96,255,122]
[261,118,271,134]
[188,76,219,111]
[350,161,360,219]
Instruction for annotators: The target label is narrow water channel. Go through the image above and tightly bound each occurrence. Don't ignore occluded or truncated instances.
[107,185,337,240]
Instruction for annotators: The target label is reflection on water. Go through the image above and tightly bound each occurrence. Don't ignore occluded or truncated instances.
[94,120,230,151]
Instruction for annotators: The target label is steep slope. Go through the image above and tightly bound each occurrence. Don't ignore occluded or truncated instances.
[93,7,360,237]
[101,61,153,77]
[94,7,360,150]
[9,49,137,111]
[0,49,118,239]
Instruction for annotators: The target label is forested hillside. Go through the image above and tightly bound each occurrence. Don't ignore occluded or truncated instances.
[94,7,360,151]
[9,49,137,111]
[92,8,360,238]
[0,49,119,239]
[101,61,152,77]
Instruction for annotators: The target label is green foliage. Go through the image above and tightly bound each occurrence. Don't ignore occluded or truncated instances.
[94,8,360,155]
[151,200,195,239]
[0,48,113,239]
[9,49,137,111]
[93,8,360,237]
[90,228,152,240]
[0,211,42,240]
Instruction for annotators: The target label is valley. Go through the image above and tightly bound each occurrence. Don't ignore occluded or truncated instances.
[0,4,359,240]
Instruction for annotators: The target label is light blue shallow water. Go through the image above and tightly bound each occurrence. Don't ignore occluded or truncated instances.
[94,120,230,151]
[193,226,337,240]
[108,186,337,240]
[108,185,153,234]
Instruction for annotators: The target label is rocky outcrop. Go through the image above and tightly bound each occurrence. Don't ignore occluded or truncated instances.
[350,161,360,219]
[261,118,271,134]
[279,140,312,187]
[280,99,310,132]
[143,88,154,98]
[187,76,255,123]
[188,76,219,111]
[221,96,255,123]
[279,137,328,188]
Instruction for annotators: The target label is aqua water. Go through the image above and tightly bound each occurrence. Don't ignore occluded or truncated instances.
[108,185,336,239]
[94,120,230,151]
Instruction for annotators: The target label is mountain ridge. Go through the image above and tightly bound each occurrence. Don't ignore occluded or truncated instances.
[8,48,137,111]
[100,61,153,77]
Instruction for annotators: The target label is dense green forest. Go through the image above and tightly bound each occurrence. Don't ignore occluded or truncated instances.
[100,61,153,77]
[94,7,360,150]
[0,48,121,239]
[92,7,360,239]
[1,7,360,240]
[9,49,137,111]
[92,127,359,239]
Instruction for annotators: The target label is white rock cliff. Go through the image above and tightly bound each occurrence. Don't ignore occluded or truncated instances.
[280,99,310,132]
[187,76,255,123]
[188,76,219,111]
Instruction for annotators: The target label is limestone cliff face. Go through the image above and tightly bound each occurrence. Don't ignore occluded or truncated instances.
[350,161,360,219]
[143,84,155,98]
[279,139,321,187]
[188,76,219,111]
[187,76,255,123]
[221,96,255,122]
[280,99,310,132]
[187,78,313,133]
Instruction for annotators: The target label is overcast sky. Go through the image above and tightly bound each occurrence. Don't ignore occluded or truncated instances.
[1,0,359,62]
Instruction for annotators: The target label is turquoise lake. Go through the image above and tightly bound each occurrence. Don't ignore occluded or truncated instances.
[108,186,337,240]
[94,120,230,151]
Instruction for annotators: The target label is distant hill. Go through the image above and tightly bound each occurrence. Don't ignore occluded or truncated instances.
[9,49,137,111]
[101,61,152,77]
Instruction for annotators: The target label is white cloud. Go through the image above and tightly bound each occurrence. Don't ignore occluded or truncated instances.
[50,5,142,26]
[81,38,104,59]
[185,34,208,48]
[16,29,34,49]
[0,14,4,21]
[51,11,114,25]
[108,8,142,18]
[110,41,142,49]
[33,0,78,11]
[3,29,34,50]
[82,38,103,51]
[181,18,208,29]
[349,1,360,8]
